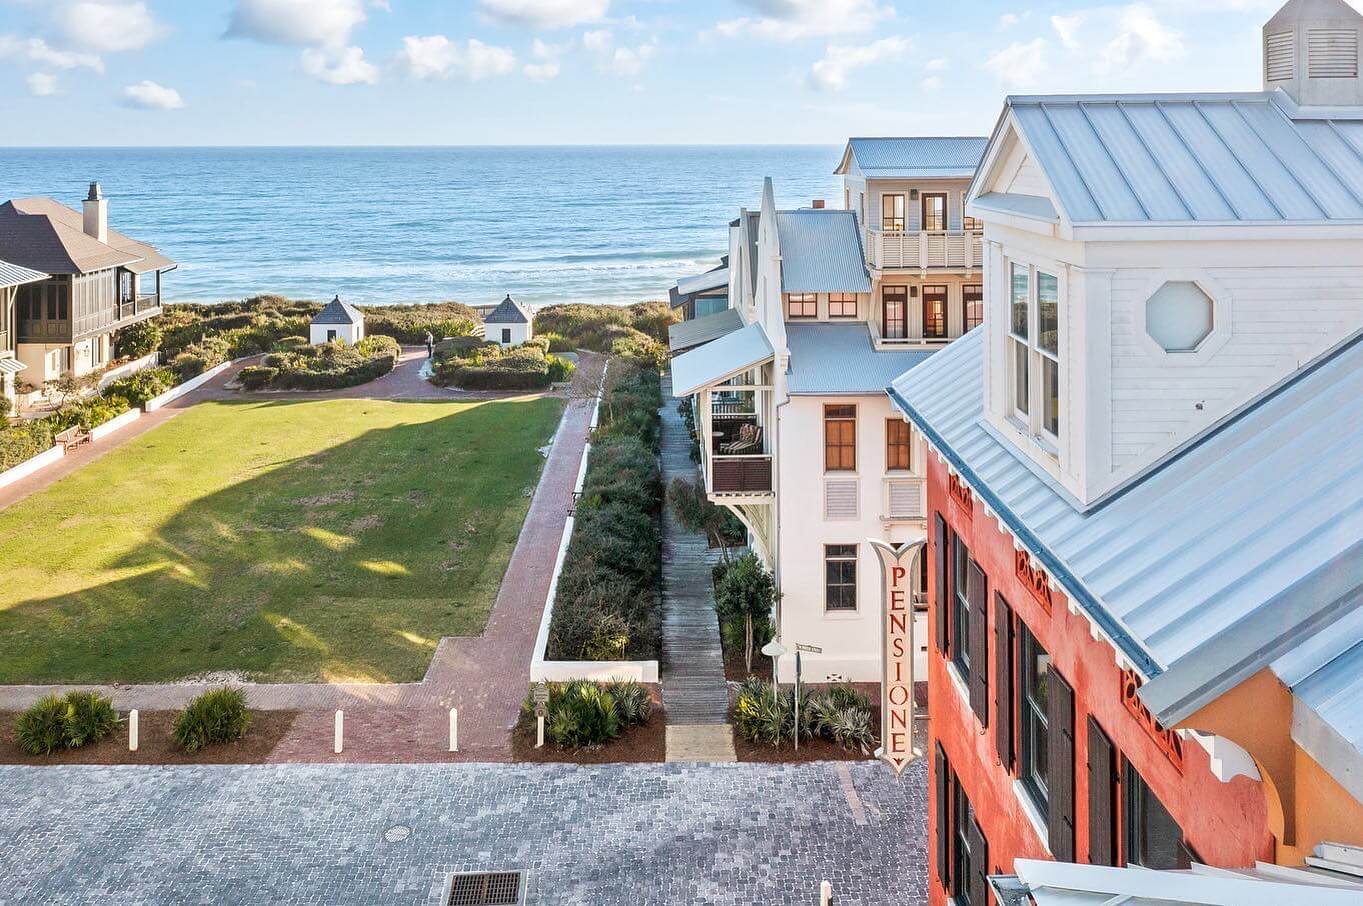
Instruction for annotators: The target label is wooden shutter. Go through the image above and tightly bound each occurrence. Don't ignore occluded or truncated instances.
[967,559,989,726]
[934,742,952,887]
[934,514,949,654]
[994,594,1014,771]
[967,816,990,906]
[1087,717,1118,867]
[1047,668,1076,862]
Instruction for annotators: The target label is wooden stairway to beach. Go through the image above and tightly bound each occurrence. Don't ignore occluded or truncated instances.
[659,373,736,762]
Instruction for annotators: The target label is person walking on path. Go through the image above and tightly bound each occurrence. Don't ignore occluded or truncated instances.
[424,330,435,359]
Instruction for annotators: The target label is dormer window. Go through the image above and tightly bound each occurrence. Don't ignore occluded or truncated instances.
[1007,260,1062,449]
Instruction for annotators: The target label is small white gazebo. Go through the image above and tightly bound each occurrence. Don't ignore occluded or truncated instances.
[484,295,533,347]
[310,296,365,345]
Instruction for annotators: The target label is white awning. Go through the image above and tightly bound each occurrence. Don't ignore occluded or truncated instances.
[675,267,729,298]
[671,322,773,398]
[0,358,27,375]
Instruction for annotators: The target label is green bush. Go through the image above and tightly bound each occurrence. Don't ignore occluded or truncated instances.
[523,336,550,353]
[238,365,278,391]
[275,335,309,350]
[173,352,208,380]
[0,418,54,470]
[240,336,399,391]
[537,331,573,353]
[361,301,480,344]
[533,302,677,357]
[115,319,162,359]
[0,396,10,419]
[523,680,653,749]
[102,366,177,408]
[433,343,557,391]
[48,395,128,433]
[14,695,69,756]
[546,355,575,384]
[714,552,778,674]
[172,687,251,753]
[61,691,119,749]
[732,679,875,753]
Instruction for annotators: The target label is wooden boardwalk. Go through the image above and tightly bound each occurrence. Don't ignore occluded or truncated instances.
[659,375,734,749]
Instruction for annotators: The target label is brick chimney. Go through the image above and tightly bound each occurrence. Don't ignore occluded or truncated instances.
[83,182,108,244]
[812,199,826,209]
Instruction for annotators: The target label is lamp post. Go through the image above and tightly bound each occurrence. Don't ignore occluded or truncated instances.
[760,639,788,695]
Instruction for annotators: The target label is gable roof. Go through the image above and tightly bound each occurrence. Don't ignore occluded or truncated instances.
[311,296,364,326]
[836,137,988,180]
[0,197,175,275]
[889,327,1363,730]
[774,209,871,294]
[998,91,1363,225]
[484,294,532,324]
[786,323,936,395]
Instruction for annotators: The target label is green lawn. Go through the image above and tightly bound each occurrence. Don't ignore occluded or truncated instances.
[0,396,564,684]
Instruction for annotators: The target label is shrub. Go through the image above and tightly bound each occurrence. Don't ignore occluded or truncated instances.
[238,365,278,391]
[102,366,177,408]
[714,553,779,674]
[732,679,875,753]
[0,418,54,470]
[275,335,309,350]
[362,301,480,344]
[115,319,162,359]
[533,301,677,356]
[172,687,251,752]
[524,680,652,749]
[546,355,575,384]
[523,336,550,353]
[538,331,572,353]
[173,352,208,380]
[61,691,119,749]
[432,343,556,391]
[48,395,128,433]
[14,695,69,756]
[807,687,876,754]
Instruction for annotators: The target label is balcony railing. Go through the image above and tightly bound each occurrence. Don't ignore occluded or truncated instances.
[883,476,926,521]
[867,229,984,270]
[712,455,773,495]
[116,294,160,323]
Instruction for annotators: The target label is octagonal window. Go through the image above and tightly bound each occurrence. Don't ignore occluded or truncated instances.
[1146,282,1213,353]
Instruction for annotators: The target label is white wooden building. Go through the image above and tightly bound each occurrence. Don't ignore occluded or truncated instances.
[310,296,365,345]
[485,295,533,347]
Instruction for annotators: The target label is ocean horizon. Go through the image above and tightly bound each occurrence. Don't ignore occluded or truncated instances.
[2,145,844,309]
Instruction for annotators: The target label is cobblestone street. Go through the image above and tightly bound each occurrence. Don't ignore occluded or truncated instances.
[0,760,926,905]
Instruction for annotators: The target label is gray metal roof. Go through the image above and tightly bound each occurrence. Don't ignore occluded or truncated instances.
[671,322,773,398]
[1004,91,1363,224]
[890,328,1363,726]
[971,192,1060,223]
[668,308,743,353]
[311,296,364,326]
[676,266,728,298]
[774,210,871,294]
[484,295,532,324]
[838,137,988,180]
[0,259,46,288]
[787,323,935,395]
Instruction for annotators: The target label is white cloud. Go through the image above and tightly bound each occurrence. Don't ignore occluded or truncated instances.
[986,38,1048,87]
[25,71,58,95]
[1050,14,1084,50]
[396,35,517,81]
[998,12,1022,30]
[523,60,560,80]
[226,0,367,48]
[808,36,909,91]
[579,29,655,77]
[301,45,378,84]
[924,57,947,72]
[122,79,184,109]
[478,0,609,28]
[715,0,893,41]
[581,29,613,54]
[0,34,103,71]
[54,2,166,52]
[921,75,941,91]
[1100,5,1183,71]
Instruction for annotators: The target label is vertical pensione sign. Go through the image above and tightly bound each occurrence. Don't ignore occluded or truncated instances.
[871,537,927,778]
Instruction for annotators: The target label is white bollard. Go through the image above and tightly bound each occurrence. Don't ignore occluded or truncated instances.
[536,714,545,749]
[334,710,344,754]
[820,880,833,905]
[129,709,139,752]
[449,708,459,753]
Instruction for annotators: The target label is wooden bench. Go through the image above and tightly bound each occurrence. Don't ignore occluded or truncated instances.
[54,426,91,452]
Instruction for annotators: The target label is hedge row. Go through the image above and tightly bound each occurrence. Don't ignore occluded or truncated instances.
[431,340,574,391]
[546,363,663,662]
[239,335,401,391]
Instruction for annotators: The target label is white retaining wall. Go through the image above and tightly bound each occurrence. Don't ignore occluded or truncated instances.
[97,352,160,391]
[89,408,142,442]
[0,445,63,491]
[530,364,661,684]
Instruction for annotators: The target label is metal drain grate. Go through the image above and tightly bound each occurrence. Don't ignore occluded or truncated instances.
[447,871,523,906]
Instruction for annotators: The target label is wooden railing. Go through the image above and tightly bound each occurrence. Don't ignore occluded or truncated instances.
[868,230,984,270]
[116,294,160,322]
[711,456,773,495]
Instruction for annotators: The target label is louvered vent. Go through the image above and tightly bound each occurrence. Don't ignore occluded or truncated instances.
[824,478,859,520]
[1265,31,1295,82]
[1308,28,1359,79]
[886,479,924,520]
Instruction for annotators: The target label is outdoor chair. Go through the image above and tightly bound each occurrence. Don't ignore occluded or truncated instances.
[720,425,762,456]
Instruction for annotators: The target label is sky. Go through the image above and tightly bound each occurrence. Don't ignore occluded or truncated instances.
[0,0,1349,146]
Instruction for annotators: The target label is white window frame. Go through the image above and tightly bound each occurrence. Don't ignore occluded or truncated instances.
[1005,257,1063,454]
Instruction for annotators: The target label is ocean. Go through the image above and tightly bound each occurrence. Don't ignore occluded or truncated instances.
[2,146,843,309]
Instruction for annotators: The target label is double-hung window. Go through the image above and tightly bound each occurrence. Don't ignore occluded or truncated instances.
[1019,624,1051,819]
[951,537,972,677]
[882,194,905,232]
[828,293,858,318]
[1007,261,1062,448]
[963,285,984,333]
[824,405,856,471]
[825,545,857,612]
[787,293,817,319]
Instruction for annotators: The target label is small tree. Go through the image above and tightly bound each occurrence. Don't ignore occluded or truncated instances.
[115,319,163,360]
[668,477,742,561]
[714,552,779,673]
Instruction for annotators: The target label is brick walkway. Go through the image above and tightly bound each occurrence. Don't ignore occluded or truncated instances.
[0,759,929,905]
[0,353,600,762]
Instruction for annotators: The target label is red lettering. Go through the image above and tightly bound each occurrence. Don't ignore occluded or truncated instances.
[890,732,908,753]
[891,565,906,585]
[888,685,910,706]
[889,711,908,729]
[889,613,907,634]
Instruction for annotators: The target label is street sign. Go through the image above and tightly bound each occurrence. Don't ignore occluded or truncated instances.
[533,682,549,718]
[795,643,823,654]
[870,536,928,778]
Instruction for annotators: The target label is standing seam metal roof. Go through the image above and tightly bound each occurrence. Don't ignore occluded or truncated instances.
[0,259,47,288]
[1006,92,1363,223]
[889,329,1363,716]
[841,137,989,179]
[774,210,872,294]
[786,323,937,395]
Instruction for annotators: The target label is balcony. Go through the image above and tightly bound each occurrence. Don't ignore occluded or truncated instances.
[115,293,161,324]
[708,392,773,497]
[867,229,984,271]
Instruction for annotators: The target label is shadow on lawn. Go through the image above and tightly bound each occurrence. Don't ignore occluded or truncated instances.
[0,397,562,685]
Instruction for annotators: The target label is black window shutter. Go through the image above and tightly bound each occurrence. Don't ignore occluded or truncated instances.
[1047,668,1076,862]
[1087,717,1118,866]
[934,742,952,888]
[934,514,949,654]
[994,594,1014,771]
[967,559,989,726]
[967,816,990,906]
